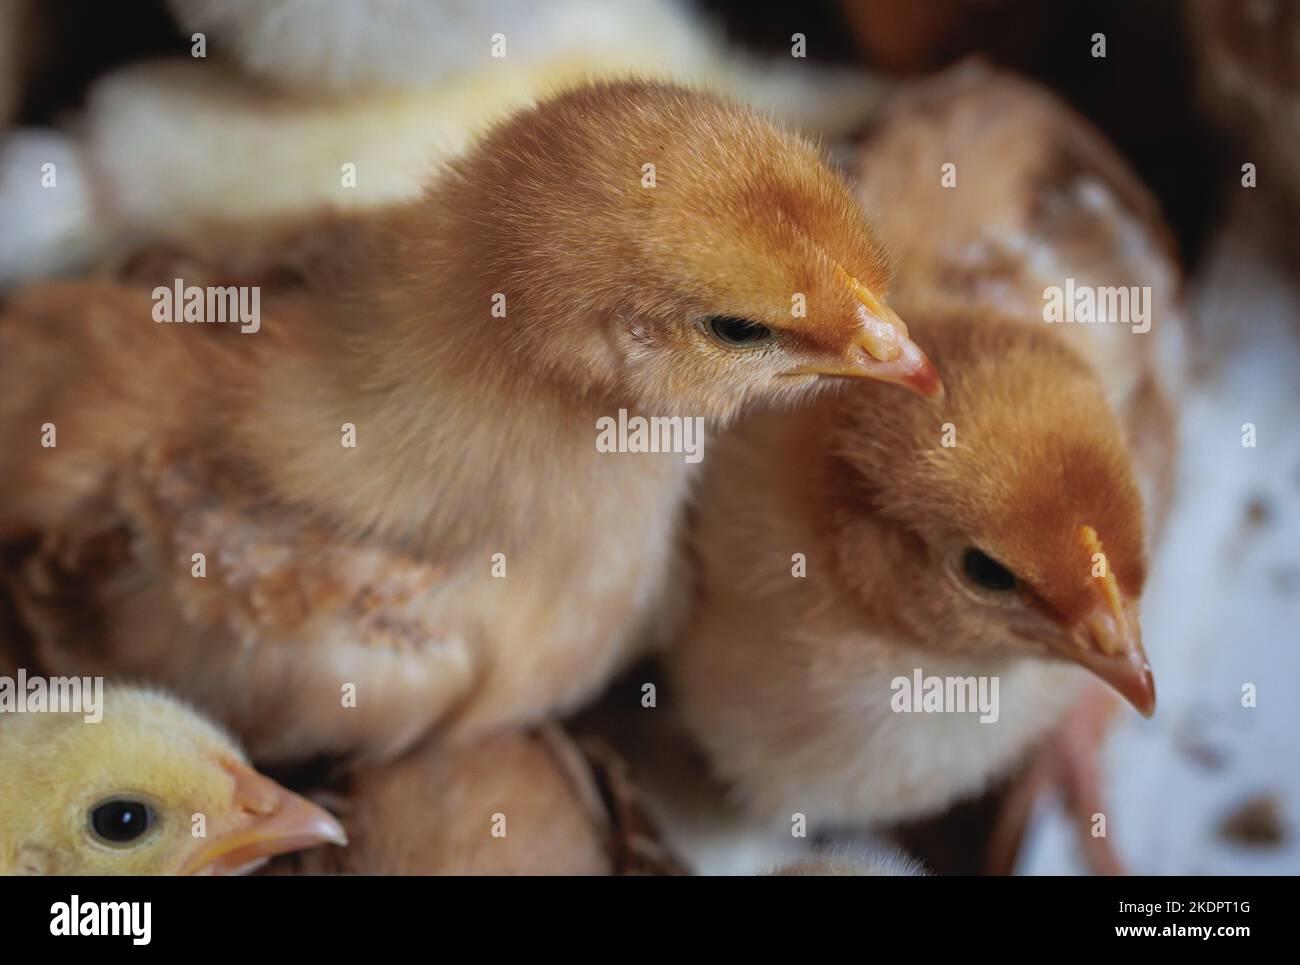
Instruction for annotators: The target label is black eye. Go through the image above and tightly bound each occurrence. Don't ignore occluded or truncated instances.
[90,798,156,846]
[707,315,773,347]
[962,548,1017,592]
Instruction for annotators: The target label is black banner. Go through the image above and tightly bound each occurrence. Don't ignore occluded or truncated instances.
[0,875,1281,951]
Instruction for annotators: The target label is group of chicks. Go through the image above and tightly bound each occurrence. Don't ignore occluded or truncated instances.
[0,59,1182,875]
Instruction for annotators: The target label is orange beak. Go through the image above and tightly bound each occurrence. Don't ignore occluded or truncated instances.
[787,265,943,399]
[1054,526,1156,717]
[178,757,348,875]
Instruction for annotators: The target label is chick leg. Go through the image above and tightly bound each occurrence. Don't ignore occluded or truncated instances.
[986,685,1127,875]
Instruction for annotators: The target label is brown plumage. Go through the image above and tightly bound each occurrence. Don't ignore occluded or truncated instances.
[853,60,1183,529]
[664,65,1180,850]
[261,725,684,875]
[0,80,938,765]
[668,306,1150,827]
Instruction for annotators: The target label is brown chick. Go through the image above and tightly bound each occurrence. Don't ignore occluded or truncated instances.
[854,61,1184,870]
[666,303,1153,835]
[262,724,682,876]
[0,683,346,874]
[853,60,1183,529]
[0,79,940,765]
[665,65,1180,871]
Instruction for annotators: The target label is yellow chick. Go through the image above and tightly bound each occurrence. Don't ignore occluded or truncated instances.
[0,684,346,875]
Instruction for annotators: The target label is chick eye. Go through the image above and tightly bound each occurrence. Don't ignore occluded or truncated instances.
[961,548,1017,592]
[89,798,156,846]
[707,315,772,347]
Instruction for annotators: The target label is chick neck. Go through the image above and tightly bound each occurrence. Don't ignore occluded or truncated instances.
[241,231,695,559]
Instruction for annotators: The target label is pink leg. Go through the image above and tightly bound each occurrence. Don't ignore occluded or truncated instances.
[986,686,1128,875]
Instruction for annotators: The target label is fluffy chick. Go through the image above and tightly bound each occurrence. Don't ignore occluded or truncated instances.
[667,303,1153,830]
[0,684,346,875]
[0,80,938,764]
[263,724,681,875]
[1,1,887,288]
[853,60,1183,528]
[664,66,1178,864]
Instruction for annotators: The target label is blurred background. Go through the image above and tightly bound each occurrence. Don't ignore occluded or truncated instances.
[1,0,1296,874]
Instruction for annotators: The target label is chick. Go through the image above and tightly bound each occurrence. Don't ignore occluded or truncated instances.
[666,66,1180,871]
[0,80,939,764]
[853,61,1184,530]
[666,302,1152,834]
[261,730,605,875]
[1,0,887,288]
[166,0,886,133]
[0,684,346,875]
[264,724,682,875]
[852,63,1184,870]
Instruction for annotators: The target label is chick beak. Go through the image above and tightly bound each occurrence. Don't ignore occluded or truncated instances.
[786,265,944,399]
[1053,526,1156,717]
[179,757,348,876]
[1069,600,1156,717]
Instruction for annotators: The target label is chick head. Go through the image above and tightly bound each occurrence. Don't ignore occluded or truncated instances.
[0,685,346,874]
[424,79,942,423]
[827,307,1154,714]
